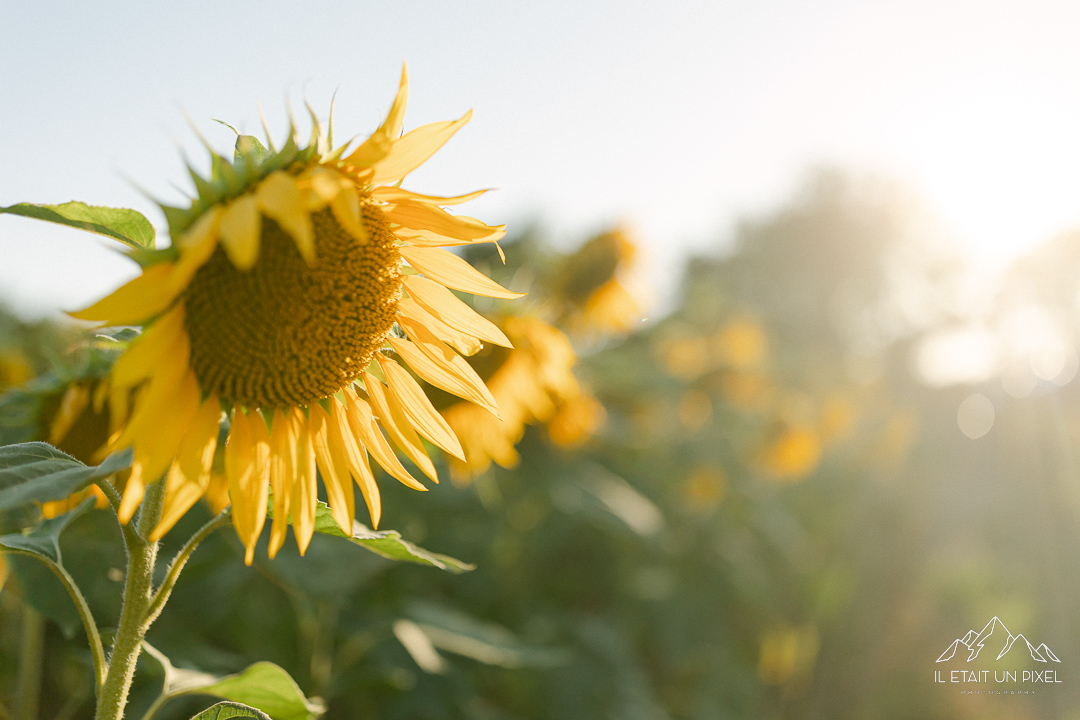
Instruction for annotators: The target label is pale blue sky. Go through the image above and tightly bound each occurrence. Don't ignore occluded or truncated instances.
[4,0,1080,317]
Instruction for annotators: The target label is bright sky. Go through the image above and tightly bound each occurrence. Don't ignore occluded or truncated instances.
[4,0,1080,318]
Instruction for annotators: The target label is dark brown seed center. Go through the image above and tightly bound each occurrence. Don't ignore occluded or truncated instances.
[184,203,402,409]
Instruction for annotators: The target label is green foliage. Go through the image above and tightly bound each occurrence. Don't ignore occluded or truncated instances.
[6,169,1080,719]
[187,702,272,720]
[142,643,323,720]
[0,443,131,511]
[0,201,155,249]
[0,495,94,563]
[311,500,474,573]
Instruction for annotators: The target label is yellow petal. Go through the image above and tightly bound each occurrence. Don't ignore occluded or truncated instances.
[256,172,315,264]
[170,216,222,291]
[384,63,410,141]
[292,412,317,555]
[394,223,507,249]
[329,398,381,528]
[400,246,524,300]
[48,384,91,445]
[369,111,472,186]
[227,410,271,566]
[267,409,298,558]
[109,330,190,453]
[363,372,439,483]
[330,185,368,245]
[151,394,222,541]
[309,403,355,534]
[108,330,190,454]
[341,387,426,492]
[397,298,483,356]
[118,462,147,524]
[388,334,498,417]
[385,203,504,242]
[402,276,512,348]
[371,187,488,206]
[177,205,223,251]
[302,166,346,208]
[120,369,200,525]
[218,194,262,271]
[344,64,409,168]
[376,355,465,461]
[69,262,182,326]
[249,414,272,562]
[111,304,186,391]
[131,369,201,489]
[92,380,109,414]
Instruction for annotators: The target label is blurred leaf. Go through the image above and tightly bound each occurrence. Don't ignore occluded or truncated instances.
[405,600,571,669]
[1,498,99,637]
[0,201,155,249]
[143,642,324,720]
[187,702,272,720]
[0,496,94,563]
[271,499,474,573]
[0,443,131,511]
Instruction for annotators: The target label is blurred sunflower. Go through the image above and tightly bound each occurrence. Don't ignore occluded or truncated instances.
[0,340,122,517]
[442,315,601,481]
[0,348,33,392]
[549,227,642,335]
[73,67,520,563]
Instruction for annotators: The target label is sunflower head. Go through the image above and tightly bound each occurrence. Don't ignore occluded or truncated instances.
[442,314,601,482]
[0,337,123,516]
[548,226,643,335]
[72,67,522,562]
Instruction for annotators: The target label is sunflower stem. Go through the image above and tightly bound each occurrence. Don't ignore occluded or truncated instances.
[8,548,108,694]
[94,479,165,720]
[13,601,44,720]
[94,478,123,515]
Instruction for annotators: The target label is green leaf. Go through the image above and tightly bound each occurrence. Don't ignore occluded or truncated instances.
[404,600,571,669]
[0,442,132,511]
[142,643,324,720]
[187,702,272,720]
[0,496,95,564]
[185,662,323,720]
[0,201,155,249]
[274,499,474,573]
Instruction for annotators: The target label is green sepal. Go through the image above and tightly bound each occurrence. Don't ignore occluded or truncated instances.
[235,135,270,167]
[0,443,132,511]
[127,245,179,268]
[188,163,216,199]
[161,119,311,242]
[0,201,155,249]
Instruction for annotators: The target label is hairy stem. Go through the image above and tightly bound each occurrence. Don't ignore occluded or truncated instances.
[93,479,165,720]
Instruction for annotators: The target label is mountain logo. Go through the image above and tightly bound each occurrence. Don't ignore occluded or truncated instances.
[937,617,1060,664]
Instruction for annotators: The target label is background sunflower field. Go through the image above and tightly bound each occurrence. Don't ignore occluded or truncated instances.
[4,167,1080,719]
[7,2,1080,718]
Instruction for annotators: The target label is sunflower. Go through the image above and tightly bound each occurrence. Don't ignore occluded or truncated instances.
[442,314,601,481]
[0,339,121,517]
[71,67,521,563]
[548,226,642,335]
